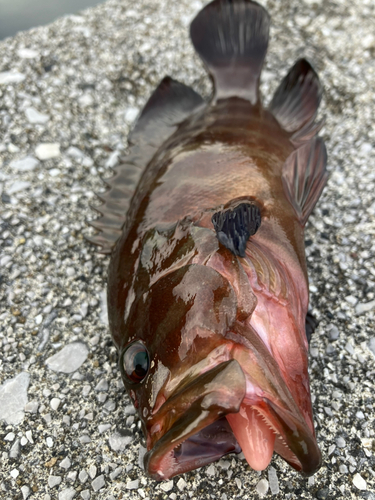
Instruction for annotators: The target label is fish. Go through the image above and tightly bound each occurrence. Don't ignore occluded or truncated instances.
[88,0,327,481]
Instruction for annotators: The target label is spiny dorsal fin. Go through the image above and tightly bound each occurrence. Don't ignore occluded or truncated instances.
[190,0,270,104]
[87,77,204,254]
[269,59,322,133]
[282,138,328,226]
[212,202,261,257]
[129,76,204,147]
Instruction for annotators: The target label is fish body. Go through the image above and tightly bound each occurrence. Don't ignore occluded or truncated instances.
[89,0,327,481]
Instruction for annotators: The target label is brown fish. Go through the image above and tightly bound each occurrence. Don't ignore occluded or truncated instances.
[88,0,327,481]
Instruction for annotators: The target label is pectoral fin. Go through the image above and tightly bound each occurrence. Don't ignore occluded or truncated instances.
[282,138,328,226]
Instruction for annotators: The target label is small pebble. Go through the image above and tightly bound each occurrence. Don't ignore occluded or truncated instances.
[353,473,367,490]
[46,343,88,373]
[268,466,279,495]
[48,475,62,488]
[21,485,30,500]
[89,465,97,479]
[59,457,71,469]
[108,431,133,451]
[0,372,30,425]
[10,156,39,172]
[50,398,61,411]
[256,479,269,497]
[35,143,60,160]
[25,107,49,124]
[0,71,25,84]
[126,479,139,490]
[177,478,187,491]
[336,437,346,448]
[160,480,174,492]
[58,488,76,500]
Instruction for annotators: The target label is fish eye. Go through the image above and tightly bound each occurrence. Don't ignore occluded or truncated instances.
[121,341,150,384]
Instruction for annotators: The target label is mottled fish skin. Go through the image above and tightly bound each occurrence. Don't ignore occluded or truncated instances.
[89,0,327,482]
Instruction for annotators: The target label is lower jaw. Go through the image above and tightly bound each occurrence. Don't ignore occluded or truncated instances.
[146,399,318,480]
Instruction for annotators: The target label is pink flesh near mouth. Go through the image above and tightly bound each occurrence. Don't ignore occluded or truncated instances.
[226,405,275,471]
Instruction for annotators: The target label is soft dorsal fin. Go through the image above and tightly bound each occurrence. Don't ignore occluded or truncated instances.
[269,59,322,133]
[87,77,204,254]
[190,0,270,104]
[282,138,328,226]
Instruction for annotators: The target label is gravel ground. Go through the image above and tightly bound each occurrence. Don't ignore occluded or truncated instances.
[0,0,374,499]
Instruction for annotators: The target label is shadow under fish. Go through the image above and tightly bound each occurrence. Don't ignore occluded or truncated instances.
[88,0,327,481]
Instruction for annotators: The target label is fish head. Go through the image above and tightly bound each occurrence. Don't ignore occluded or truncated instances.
[115,217,321,480]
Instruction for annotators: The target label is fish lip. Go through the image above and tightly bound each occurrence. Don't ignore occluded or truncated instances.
[263,397,322,476]
[144,359,247,480]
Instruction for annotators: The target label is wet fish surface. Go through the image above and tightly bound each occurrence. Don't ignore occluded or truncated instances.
[88,0,327,481]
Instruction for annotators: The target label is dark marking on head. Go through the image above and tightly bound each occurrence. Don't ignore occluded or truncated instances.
[212,202,261,257]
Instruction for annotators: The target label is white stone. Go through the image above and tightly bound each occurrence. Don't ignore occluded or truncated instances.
[177,478,187,491]
[98,424,111,434]
[0,372,30,425]
[99,289,108,325]
[10,468,19,478]
[256,479,269,497]
[46,342,88,373]
[92,475,105,492]
[25,430,33,443]
[35,143,61,160]
[48,475,62,488]
[49,168,61,177]
[5,432,15,441]
[10,156,39,172]
[59,457,71,469]
[126,479,139,490]
[108,431,133,451]
[160,480,174,492]
[268,466,279,495]
[206,464,216,476]
[25,107,49,124]
[7,181,31,194]
[355,300,375,315]
[17,48,39,58]
[0,72,26,84]
[21,485,30,500]
[78,94,94,107]
[79,470,88,483]
[125,107,139,122]
[94,379,108,391]
[58,488,76,500]
[353,473,367,490]
[50,398,61,411]
[105,151,119,169]
[89,465,97,479]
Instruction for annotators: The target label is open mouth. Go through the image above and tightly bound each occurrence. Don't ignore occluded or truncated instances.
[144,360,321,480]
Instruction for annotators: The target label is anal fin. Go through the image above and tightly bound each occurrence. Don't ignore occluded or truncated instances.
[282,138,328,226]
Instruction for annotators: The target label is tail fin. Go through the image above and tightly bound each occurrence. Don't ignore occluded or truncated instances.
[190,0,270,104]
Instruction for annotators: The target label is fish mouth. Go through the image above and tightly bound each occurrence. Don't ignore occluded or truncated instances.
[144,358,321,480]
